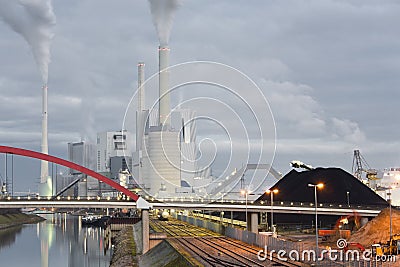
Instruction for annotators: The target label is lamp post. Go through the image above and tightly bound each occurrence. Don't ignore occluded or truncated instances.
[308,183,324,263]
[241,189,249,231]
[266,189,279,232]
[346,191,350,207]
[388,189,392,239]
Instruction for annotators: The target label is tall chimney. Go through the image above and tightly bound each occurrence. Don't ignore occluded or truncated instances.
[158,46,170,127]
[40,84,51,196]
[137,62,146,151]
[138,62,145,111]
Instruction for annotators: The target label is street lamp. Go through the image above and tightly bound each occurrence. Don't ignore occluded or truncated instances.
[241,189,249,231]
[387,188,393,239]
[346,191,350,207]
[266,189,279,232]
[308,183,324,262]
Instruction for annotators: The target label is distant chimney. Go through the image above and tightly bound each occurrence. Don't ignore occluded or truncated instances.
[138,62,145,111]
[136,62,147,151]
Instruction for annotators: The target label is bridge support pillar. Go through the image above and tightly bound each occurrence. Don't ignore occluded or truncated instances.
[137,197,152,255]
[142,209,150,254]
[248,212,258,233]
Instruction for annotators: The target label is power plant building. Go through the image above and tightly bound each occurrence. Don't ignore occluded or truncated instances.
[96,131,133,174]
[132,47,210,199]
[134,109,204,197]
[66,141,97,196]
[68,141,96,175]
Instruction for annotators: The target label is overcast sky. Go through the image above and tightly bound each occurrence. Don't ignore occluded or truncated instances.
[1,0,400,192]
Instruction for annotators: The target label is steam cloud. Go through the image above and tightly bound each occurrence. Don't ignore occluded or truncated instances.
[148,0,182,46]
[0,0,56,84]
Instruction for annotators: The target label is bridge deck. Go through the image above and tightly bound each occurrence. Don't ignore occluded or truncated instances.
[0,197,385,216]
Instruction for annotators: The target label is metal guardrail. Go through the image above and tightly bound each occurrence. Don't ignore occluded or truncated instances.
[0,195,133,201]
[108,217,141,225]
[0,195,389,211]
[143,196,388,210]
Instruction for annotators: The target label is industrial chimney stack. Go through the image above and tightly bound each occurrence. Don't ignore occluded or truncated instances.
[136,62,147,151]
[40,84,51,196]
[138,62,145,112]
[158,46,170,127]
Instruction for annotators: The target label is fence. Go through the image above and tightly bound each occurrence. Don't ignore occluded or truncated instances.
[107,217,141,231]
[177,214,224,234]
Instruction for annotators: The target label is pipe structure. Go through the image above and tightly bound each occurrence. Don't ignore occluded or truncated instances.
[158,46,170,127]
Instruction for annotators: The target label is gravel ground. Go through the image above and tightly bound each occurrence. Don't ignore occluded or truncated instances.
[110,227,137,267]
[349,208,400,246]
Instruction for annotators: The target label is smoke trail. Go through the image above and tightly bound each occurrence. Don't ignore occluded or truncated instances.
[148,0,182,46]
[0,0,56,84]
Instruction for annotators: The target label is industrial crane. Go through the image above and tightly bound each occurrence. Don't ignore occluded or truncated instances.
[352,149,379,184]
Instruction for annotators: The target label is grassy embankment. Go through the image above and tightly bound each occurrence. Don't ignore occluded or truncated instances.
[0,212,45,230]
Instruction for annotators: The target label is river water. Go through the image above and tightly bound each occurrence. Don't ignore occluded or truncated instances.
[0,213,112,267]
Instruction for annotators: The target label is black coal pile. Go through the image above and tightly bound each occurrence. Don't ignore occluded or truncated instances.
[257,168,387,206]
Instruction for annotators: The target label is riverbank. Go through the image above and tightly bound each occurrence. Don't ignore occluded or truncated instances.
[0,212,45,230]
[110,227,137,267]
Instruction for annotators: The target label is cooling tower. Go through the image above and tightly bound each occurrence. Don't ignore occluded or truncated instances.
[147,130,180,196]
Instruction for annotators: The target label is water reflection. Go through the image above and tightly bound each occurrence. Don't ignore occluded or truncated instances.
[0,225,23,250]
[0,214,111,267]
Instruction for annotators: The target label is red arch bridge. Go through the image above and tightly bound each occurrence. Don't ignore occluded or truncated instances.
[0,146,384,217]
[0,145,151,209]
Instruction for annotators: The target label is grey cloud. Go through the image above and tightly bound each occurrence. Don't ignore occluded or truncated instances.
[1,0,400,191]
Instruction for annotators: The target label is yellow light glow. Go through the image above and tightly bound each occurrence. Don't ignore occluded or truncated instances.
[317,183,324,189]
[266,189,279,194]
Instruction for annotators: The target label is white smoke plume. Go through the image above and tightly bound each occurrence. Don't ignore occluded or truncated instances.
[148,0,182,46]
[0,0,56,84]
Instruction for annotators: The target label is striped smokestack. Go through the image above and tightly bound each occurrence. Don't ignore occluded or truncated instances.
[158,46,170,127]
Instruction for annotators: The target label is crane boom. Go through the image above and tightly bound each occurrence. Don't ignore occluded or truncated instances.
[352,149,378,181]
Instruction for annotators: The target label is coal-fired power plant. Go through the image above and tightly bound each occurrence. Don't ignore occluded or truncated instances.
[132,1,215,199]
[134,45,182,198]
[133,43,208,199]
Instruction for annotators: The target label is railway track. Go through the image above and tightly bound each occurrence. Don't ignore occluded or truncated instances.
[150,218,220,237]
[150,218,305,266]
